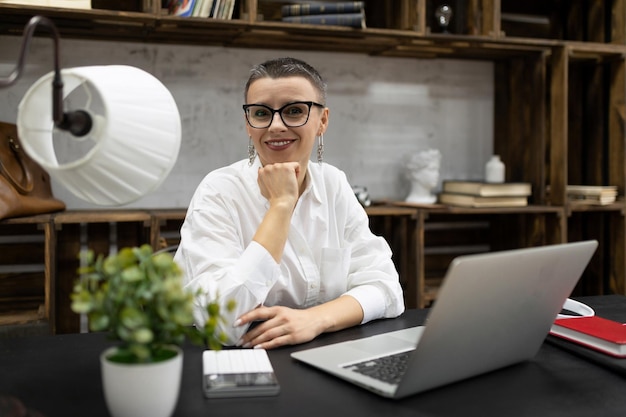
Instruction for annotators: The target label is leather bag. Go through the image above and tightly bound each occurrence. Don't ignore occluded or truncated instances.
[0,122,65,220]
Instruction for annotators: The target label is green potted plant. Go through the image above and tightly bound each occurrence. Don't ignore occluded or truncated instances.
[71,244,234,417]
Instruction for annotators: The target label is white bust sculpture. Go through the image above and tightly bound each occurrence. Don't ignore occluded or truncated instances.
[405,148,441,204]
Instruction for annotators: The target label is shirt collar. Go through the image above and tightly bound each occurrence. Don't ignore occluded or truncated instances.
[303,162,323,205]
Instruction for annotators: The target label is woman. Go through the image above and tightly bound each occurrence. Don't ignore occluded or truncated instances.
[174,57,404,350]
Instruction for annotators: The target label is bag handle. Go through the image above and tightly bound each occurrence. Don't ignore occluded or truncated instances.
[0,134,34,194]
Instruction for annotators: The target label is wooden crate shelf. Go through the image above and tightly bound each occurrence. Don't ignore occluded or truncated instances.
[1,0,625,325]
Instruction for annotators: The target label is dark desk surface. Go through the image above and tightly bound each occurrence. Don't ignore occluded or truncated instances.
[2,295,626,417]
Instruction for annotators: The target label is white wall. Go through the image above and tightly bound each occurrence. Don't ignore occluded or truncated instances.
[0,35,494,209]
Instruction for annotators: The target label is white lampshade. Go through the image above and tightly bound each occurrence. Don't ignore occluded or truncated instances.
[16,65,181,206]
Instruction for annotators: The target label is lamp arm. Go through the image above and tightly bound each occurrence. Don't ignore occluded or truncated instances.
[0,15,92,137]
[0,16,59,88]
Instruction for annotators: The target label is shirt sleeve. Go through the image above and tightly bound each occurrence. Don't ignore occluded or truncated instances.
[174,190,281,345]
[338,178,406,323]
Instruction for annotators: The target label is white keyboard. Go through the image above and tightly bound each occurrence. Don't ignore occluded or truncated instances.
[202,349,280,398]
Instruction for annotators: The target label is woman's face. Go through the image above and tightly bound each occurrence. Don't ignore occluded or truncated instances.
[245,76,328,169]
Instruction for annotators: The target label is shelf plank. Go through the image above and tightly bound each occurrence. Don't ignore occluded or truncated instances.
[387,201,566,215]
[53,210,151,225]
[3,5,626,61]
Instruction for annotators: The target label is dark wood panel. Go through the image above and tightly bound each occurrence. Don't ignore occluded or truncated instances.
[0,222,48,330]
[494,53,547,204]
[53,219,150,334]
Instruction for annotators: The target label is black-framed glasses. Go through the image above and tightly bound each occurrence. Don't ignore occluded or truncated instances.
[243,101,325,129]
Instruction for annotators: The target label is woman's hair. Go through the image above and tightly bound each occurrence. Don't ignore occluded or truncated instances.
[244,57,327,104]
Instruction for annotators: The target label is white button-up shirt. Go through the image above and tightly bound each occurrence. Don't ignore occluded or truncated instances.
[174,158,405,344]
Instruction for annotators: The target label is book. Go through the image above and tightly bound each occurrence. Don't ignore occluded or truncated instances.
[545,184,618,205]
[566,185,618,196]
[224,0,236,19]
[438,192,528,208]
[214,0,235,19]
[191,0,205,16]
[168,0,199,17]
[209,0,219,17]
[200,0,215,17]
[550,316,626,358]
[569,194,617,206]
[567,185,618,206]
[281,1,364,17]
[441,180,532,197]
[282,11,366,28]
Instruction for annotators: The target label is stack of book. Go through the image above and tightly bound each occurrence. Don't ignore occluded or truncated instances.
[438,180,532,208]
[168,0,236,19]
[567,185,618,206]
[281,1,366,28]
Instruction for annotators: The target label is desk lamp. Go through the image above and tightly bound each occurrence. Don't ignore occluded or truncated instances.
[0,16,181,206]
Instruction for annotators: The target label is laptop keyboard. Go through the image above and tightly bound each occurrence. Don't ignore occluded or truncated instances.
[343,350,413,385]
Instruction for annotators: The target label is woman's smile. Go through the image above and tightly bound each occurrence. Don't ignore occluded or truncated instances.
[265,138,297,150]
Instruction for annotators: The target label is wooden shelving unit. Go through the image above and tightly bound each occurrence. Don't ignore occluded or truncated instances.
[0,0,625,325]
[0,207,422,334]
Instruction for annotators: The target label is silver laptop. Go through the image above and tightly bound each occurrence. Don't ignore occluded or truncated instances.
[291,240,598,399]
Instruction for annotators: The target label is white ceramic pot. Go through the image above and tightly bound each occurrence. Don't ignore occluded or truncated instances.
[100,346,183,417]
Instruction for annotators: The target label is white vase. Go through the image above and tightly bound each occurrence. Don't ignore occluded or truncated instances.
[100,346,183,417]
[485,155,505,183]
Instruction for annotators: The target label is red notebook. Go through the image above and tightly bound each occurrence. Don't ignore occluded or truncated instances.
[550,316,626,358]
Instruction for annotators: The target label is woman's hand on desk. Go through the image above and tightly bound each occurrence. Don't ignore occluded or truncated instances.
[234,305,323,349]
[234,296,364,350]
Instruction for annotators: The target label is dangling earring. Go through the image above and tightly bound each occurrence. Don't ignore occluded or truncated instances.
[317,133,324,165]
[248,137,256,167]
